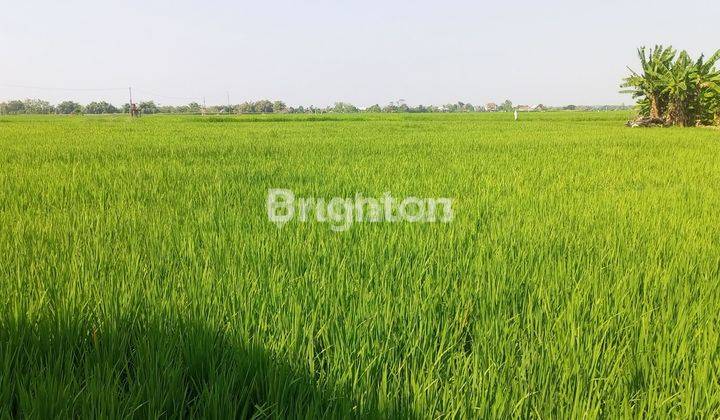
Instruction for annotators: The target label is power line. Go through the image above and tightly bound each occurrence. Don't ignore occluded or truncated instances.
[0,84,127,92]
[0,83,220,106]
[133,89,201,102]
[0,84,202,102]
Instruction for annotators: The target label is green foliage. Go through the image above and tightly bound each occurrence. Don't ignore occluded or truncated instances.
[1,99,628,116]
[1,113,720,417]
[330,102,359,113]
[499,99,514,112]
[693,51,720,125]
[84,101,119,115]
[1,100,26,114]
[255,99,274,113]
[24,99,55,114]
[621,46,676,119]
[56,101,84,114]
[187,102,202,113]
[443,102,476,112]
[0,99,54,115]
[138,101,160,115]
[623,45,720,126]
[272,100,287,113]
[382,101,410,112]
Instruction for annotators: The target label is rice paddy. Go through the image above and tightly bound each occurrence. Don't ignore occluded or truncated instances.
[1,112,719,418]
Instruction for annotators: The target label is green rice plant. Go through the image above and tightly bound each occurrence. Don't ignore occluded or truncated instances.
[1,112,719,418]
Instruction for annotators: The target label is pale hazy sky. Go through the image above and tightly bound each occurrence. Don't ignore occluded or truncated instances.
[1,0,718,107]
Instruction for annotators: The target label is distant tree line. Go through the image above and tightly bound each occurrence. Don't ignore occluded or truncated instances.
[0,99,162,115]
[0,98,631,116]
[622,45,720,126]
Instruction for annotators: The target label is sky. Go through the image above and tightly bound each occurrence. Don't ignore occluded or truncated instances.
[1,0,719,108]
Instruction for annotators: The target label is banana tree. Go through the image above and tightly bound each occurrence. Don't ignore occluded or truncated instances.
[621,46,675,119]
[658,51,697,126]
[692,51,720,125]
[710,86,720,126]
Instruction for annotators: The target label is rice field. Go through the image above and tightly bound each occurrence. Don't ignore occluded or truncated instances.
[1,112,719,418]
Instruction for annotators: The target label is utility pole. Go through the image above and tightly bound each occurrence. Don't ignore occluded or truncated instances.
[202,97,206,116]
[226,91,230,109]
[128,86,133,114]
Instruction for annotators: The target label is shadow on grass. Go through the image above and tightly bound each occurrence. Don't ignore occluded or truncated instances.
[0,312,405,418]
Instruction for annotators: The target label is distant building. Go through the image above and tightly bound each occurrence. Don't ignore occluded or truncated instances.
[515,105,531,112]
[485,102,498,112]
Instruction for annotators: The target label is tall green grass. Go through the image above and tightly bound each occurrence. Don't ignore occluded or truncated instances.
[1,112,719,417]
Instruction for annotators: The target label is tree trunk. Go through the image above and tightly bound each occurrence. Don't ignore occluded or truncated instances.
[649,95,661,119]
[668,100,686,127]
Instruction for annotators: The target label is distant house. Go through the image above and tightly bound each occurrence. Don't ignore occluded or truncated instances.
[533,104,547,112]
[515,105,531,112]
[485,102,498,112]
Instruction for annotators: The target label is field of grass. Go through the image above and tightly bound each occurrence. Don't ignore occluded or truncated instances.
[1,111,719,418]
